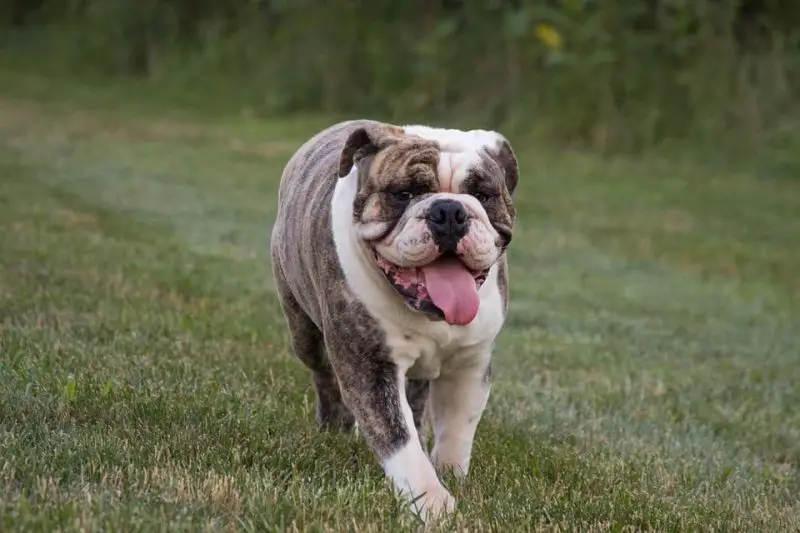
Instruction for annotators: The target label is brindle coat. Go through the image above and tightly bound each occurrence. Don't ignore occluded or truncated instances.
[270,119,517,517]
[271,120,433,453]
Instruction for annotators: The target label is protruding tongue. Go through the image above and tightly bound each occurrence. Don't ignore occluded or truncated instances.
[421,257,480,326]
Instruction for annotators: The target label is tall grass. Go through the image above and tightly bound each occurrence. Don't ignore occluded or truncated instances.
[3,0,799,154]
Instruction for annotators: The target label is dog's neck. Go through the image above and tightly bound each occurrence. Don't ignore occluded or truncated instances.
[331,166,399,305]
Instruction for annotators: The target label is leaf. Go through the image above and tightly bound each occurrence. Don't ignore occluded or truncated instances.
[535,23,563,51]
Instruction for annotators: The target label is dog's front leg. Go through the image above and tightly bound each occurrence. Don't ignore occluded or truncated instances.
[330,345,454,520]
[429,356,492,478]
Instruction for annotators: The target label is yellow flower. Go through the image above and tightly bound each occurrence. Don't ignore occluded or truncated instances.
[534,23,563,51]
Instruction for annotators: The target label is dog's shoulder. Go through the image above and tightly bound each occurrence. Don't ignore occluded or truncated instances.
[280,120,383,187]
[272,120,379,325]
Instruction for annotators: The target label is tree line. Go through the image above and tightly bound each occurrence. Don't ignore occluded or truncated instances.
[2,1,798,152]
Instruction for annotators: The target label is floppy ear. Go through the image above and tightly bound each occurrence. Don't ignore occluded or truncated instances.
[490,137,519,195]
[338,123,402,178]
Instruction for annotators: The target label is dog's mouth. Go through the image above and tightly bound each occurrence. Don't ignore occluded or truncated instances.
[373,251,489,326]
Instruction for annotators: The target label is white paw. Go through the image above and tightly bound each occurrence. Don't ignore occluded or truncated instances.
[408,483,456,523]
[432,452,470,480]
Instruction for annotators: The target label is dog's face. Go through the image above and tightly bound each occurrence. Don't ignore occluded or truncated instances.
[338,123,518,326]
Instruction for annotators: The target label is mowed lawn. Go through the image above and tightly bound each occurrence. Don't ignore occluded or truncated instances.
[1,78,799,532]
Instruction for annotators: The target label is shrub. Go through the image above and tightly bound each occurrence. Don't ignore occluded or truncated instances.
[3,0,799,153]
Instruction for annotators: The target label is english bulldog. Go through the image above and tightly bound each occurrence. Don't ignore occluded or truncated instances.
[269,119,518,520]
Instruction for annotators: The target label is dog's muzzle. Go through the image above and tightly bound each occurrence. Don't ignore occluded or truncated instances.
[425,199,470,252]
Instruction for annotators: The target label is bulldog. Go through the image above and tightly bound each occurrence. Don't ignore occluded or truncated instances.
[270,119,518,520]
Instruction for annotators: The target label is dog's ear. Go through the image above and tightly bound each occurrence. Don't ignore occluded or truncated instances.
[489,137,520,195]
[338,124,403,178]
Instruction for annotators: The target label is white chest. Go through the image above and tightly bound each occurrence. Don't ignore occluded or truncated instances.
[380,277,505,380]
[387,331,486,381]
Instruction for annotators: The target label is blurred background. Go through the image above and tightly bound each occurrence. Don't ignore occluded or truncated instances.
[2,0,799,158]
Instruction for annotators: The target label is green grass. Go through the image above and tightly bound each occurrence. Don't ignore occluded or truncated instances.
[1,73,799,532]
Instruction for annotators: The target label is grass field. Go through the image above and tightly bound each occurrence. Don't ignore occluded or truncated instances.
[1,72,799,532]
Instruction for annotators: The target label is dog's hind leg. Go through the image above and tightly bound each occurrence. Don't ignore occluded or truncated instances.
[284,300,354,431]
[406,379,431,450]
[310,361,355,432]
[273,266,354,431]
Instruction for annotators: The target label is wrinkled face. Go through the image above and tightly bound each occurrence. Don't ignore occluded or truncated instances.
[339,124,518,326]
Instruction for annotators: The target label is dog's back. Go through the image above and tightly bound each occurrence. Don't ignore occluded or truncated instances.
[270,120,376,328]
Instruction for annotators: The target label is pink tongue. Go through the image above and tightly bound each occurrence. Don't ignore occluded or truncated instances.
[421,257,480,326]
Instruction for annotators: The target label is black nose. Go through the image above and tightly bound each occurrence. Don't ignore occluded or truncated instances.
[425,199,469,251]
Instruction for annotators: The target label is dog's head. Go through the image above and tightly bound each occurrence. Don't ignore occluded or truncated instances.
[338,122,519,326]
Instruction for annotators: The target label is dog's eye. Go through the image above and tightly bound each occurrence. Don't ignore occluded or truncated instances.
[473,192,491,204]
[390,191,414,203]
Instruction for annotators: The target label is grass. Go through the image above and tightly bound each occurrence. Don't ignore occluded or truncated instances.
[1,69,799,532]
